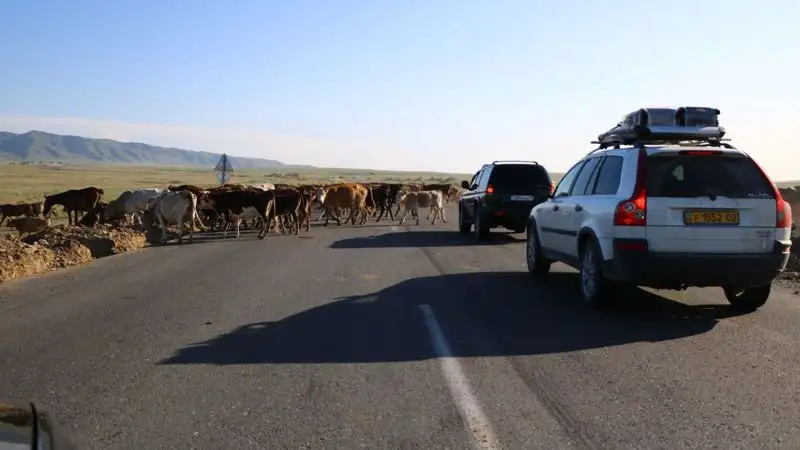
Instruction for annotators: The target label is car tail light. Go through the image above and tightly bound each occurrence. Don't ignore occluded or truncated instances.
[486,185,494,194]
[614,148,647,226]
[678,150,723,156]
[750,157,791,228]
[777,199,791,229]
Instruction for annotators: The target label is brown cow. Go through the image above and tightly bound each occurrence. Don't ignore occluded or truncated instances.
[0,201,43,226]
[315,183,371,226]
[43,187,104,226]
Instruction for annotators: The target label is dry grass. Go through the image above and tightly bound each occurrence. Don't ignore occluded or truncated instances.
[0,163,476,204]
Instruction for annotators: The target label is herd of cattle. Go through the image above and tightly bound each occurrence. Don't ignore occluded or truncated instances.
[0,182,464,243]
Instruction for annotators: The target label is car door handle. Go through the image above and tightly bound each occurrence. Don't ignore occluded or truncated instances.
[552,205,559,211]
[574,205,583,212]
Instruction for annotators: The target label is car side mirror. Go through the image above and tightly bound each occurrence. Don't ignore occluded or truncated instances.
[461,180,469,189]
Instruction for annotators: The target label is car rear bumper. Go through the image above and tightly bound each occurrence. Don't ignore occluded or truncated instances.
[484,203,539,230]
[602,238,791,288]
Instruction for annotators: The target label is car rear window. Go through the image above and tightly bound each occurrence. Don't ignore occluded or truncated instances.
[488,164,551,189]
[645,154,775,199]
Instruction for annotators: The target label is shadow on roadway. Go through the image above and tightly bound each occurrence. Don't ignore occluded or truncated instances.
[330,230,523,249]
[159,271,744,366]
[162,221,395,244]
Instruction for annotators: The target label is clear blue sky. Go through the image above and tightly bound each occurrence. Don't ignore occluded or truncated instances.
[0,0,797,179]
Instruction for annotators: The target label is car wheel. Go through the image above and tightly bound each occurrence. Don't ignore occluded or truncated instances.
[475,209,489,241]
[723,284,771,312]
[579,239,611,309]
[526,224,551,277]
[458,205,471,234]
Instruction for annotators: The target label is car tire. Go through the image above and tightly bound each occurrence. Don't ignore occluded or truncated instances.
[458,205,471,234]
[579,238,612,309]
[723,284,771,312]
[526,224,550,277]
[474,209,490,241]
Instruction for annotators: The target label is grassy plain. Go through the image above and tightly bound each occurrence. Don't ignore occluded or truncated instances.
[0,163,477,204]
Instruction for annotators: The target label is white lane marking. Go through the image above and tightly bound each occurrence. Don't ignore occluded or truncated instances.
[390,225,402,232]
[419,304,501,450]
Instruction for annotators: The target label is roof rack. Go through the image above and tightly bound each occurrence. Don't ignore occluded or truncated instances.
[592,125,728,149]
[585,125,733,156]
[491,160,539,165]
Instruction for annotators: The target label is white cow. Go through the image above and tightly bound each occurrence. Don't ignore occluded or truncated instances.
[145,191,205,244]
[103,188,164,225]
[397,190,445,225]
[248,183,275,191]
[446,185,462,203]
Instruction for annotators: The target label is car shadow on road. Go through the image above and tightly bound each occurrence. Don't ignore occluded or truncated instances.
[159,271,745,366]
[329,230,523,249]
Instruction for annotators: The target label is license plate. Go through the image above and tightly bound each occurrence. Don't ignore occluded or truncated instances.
[510,195,534,201]
[683,210,739,225]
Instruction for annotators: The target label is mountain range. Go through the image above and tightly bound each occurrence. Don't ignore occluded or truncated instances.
[0,130,302,169]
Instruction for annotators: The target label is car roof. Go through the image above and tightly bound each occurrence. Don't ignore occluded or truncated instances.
[591,144,750,158]
[488,160,543,166]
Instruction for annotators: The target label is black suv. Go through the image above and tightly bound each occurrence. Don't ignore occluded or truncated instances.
[458,161,554,240]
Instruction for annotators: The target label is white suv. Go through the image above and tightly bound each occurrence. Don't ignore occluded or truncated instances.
[525,133,792,311]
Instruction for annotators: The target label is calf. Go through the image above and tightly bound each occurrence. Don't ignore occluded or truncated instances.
[272,189,303,235]
[0,202,43,226]
[297,189,314,232]
[446,185,462,203]
[143,191,204,245]
[397,190,446,225]
[7,216,50,239]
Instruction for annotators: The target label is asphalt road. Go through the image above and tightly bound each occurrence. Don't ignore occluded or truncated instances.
[1,205,799,449]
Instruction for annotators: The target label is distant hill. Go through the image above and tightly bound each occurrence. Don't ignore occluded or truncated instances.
[0,130,304,169]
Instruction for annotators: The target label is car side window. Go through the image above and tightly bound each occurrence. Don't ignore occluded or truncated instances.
[477,167,492,187]
[569,157,602,196]
[468,171,480,189]
[553,161,586,197]
[583,157,603,195]
[592,155,624,195]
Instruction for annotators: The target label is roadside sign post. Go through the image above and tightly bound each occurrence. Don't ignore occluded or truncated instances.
[214,153,234,185]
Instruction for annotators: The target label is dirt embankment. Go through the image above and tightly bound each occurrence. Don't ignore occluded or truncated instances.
[777,237,800,292]
[0,225,146,284]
